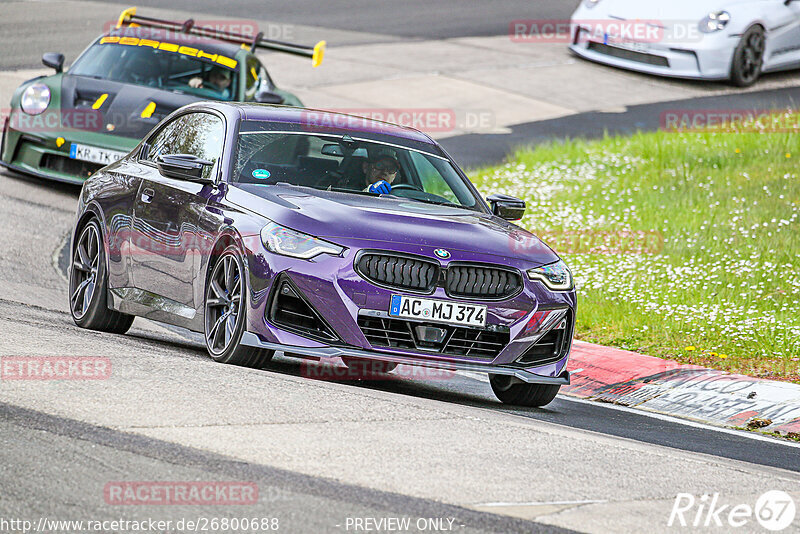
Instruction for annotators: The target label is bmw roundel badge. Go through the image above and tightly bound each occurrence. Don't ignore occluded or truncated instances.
[434,249,451,259]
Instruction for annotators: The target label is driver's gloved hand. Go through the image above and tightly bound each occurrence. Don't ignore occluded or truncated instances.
[368,180,392,194]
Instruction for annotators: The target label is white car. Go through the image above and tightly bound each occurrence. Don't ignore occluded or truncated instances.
[569,0,800,86]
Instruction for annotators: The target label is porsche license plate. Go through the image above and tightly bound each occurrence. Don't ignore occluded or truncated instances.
[605,34,649,54]
[389,295,486,328]
[69,143,127,165]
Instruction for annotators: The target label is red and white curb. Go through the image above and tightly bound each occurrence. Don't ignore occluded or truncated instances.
[563,341,800,435]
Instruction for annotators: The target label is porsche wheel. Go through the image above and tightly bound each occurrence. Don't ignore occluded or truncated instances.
[730,26,765,87]
[69,218,134,333]
[205,246,273,368]
[489,374,560,407]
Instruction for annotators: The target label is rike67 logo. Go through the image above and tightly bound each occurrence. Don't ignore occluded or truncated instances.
[669,491,796,531]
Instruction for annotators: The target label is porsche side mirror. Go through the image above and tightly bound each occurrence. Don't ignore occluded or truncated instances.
[42,53,65,73]
[254,89,285,104]
[157,154,215,184]
[487,193,526,221]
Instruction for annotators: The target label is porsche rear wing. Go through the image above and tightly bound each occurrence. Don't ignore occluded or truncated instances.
[115,7,325,67]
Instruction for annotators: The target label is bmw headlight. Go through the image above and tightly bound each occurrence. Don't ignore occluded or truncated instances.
[699,11,731,33]
[20,83,51,115]
[260,221,344,259]
[527,260,573,291]
[583,0,603,8]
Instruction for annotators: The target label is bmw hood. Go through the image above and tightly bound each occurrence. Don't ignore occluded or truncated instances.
[60,75,203,139]
[231,184,560,266]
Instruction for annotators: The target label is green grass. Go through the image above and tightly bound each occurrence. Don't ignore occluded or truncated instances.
[469,115,800,381]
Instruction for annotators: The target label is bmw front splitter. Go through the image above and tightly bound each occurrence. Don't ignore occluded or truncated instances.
[240,332,571,385]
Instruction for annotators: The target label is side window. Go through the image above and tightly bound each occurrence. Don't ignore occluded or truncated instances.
[145,113,225,180]
[145,116,184,161]
[244,56,271,102]
[409,151,458,203]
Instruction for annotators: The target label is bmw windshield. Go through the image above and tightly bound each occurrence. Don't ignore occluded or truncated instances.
[234,131,483,211]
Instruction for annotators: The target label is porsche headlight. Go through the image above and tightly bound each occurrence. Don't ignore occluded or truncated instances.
[699,11,731,33]
[527,260,573,291]
[583,0,603,8]
[20,83,51,115]
[260,222,344,259]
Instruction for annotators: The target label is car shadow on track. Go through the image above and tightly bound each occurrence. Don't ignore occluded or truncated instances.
[263,352,562,416]
[129,321,563,415]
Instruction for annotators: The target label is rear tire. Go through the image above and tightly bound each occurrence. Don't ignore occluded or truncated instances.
[730,25,765,87]
[204,246,273,368]
[489,374,560,407]
[69,218,134,334]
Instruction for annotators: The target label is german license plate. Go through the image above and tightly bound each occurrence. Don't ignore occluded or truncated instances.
[69,143,127,165]
[389,295,486,328]
[605,34,649,53]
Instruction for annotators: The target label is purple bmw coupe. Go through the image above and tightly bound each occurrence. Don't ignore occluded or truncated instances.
[69,102,575,407]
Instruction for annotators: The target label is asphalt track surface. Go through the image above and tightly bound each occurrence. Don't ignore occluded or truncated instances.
[3,1,800,531]
[1,401,568,534]
[96,0,582,41]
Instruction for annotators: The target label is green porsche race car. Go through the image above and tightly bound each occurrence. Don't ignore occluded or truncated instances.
[0,7,325,184]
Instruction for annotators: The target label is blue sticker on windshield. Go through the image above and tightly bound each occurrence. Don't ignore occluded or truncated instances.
[252,169,271,180]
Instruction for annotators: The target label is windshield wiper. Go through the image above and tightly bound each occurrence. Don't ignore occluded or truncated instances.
[270,183,474,208]
[399,196,469,210]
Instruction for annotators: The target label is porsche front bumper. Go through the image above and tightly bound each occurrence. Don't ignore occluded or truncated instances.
[569,22,739,80]
[0,114,138,184]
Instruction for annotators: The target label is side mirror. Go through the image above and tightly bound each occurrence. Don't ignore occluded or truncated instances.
[487,193,526,221]
[42,53,65,73]
[157,154,215,183]
[254,89,285,104]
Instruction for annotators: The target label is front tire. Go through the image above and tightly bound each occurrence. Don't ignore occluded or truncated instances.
[730,25,765,87]
[489,374,560,407]
[204,246,273,368]
[69,218,134,334]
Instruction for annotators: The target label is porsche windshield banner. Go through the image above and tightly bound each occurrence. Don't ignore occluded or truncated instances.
[98,36,238,70]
